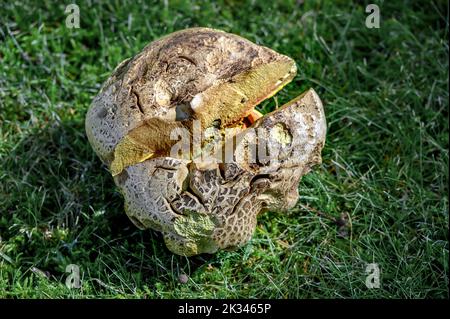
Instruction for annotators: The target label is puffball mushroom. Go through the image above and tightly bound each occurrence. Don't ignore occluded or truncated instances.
[85,27,326,256]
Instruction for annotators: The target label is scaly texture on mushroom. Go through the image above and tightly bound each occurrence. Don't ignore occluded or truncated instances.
[85,27,326,256]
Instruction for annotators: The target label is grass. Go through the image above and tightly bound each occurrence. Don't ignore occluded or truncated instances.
[0,0,448,298]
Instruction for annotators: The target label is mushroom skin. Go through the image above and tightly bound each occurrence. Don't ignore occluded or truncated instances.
[86,27,326,256]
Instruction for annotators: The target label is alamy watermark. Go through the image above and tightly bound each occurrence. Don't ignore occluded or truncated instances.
[65,4,80,29]
[65,264,81,288]
[365,4,380,29]
[365,263,381,289]
[166,119,314,167]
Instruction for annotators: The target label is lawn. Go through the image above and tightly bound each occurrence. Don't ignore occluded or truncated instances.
[0,0,448,298]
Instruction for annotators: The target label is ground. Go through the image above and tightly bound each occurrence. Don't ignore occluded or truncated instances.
[0,0,448,298]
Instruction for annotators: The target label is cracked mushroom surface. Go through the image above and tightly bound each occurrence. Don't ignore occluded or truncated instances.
[86,27,326,256]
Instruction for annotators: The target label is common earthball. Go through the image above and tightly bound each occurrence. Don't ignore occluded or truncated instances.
[85,27,326,256]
